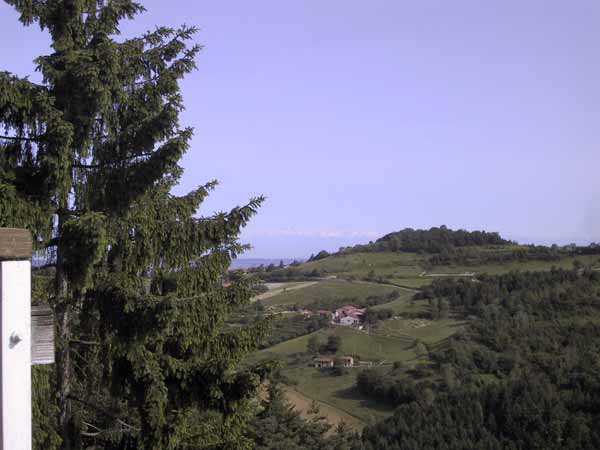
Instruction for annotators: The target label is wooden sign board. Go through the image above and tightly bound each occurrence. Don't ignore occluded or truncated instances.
[0,229,33,261]
[31,305,54,365]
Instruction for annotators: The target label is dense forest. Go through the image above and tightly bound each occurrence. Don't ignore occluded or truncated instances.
[360,269,600,450]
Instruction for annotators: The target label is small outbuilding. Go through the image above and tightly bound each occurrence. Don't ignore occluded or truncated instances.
[314,358,334,368]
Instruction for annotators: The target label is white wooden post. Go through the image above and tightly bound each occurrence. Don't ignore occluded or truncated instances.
[0,229,32,450]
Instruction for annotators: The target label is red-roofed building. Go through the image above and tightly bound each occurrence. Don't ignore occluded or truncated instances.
[334,305,365,325]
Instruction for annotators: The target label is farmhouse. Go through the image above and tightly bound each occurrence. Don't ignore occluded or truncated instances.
[313,358,334,368]
[336,356,354,367]
[335,305,365,326]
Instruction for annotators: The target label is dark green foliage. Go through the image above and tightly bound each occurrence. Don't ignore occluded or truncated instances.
[345,225,511,255]
[363,376,600,450]
[258,315,327,348]
[431,298,449,320]
[252,284,269,296]
[248,383,360,450]
[32,362,62,449]
[413,340,429,358]
[323,335,342,354]
[259,266,324,282]
[415,268,599,318]
[356,369,421,406]
[305,333,347,356]
[1,2,270,449]
[309,250,331,261]
[59,212,107,290]
[425,243,585,267]
[363,308,393,324]
[361,269,600,449]
[307,334,321,355]
[328,366,348,377]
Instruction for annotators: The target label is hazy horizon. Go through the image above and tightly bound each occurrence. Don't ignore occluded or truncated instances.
[241,228,599,260]
[2,0,598,258]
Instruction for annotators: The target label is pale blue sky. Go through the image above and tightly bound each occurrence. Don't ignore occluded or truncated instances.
[2,1,599,257]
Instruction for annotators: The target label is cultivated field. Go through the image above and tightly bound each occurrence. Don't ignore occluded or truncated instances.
[281,367,395,426]
[259,279,400,308]
[435,254,600,275]
[282,384,368,431]
[301,252,425,279]
[252,281,318,302]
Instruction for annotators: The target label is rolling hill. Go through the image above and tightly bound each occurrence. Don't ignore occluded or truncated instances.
[242,227,600,431]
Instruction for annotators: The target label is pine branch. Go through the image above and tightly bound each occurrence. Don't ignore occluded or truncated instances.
[72,151,156,169]
[68,395,140,432]
[70,339,100,346]
[0,134,43,142]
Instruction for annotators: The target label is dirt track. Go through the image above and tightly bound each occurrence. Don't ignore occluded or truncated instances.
[251,281,318,302]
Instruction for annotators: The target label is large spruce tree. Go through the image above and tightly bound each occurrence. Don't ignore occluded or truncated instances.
[0,1,270,449]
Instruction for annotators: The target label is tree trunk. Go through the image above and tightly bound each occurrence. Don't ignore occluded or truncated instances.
[56,303,71,450]
[55,213,72,450]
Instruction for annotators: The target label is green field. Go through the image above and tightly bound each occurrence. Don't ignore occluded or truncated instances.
[385,277,433,288]
[281,366,395,425]
[255,317,462,366]
[256,326,416,363]
[302,252,425,279]
[261,318,464,426]
[260,279,400,308]
[434,254,600,275]
[281,385,367,431]
[370,291,426,315]
[374,316,465,345]
[299,249,600,282]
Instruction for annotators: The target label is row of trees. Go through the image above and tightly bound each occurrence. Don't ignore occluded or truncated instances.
[259,267,325,282]
[356,370,423,406]
[362,308,393,324]
[307,334,342,355]
[259,315,329,349]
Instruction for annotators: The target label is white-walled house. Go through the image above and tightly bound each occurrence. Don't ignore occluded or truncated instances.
[339,315,360,326]
[335,305,365,326]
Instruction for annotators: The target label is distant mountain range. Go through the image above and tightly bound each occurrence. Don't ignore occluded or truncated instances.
[229,258,303,270]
